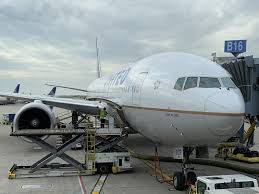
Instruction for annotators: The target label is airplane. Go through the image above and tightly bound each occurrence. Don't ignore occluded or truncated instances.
[0,84,20,105]
[0,52,245,190]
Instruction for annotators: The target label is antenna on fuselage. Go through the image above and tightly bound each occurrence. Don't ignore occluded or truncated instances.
[96,37,102,78]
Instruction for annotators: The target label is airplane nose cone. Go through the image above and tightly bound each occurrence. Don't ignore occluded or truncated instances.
[205,90,245,114]
[204,90,245,138]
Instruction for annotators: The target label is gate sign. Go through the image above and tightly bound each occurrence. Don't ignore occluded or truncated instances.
[224,40,247,56]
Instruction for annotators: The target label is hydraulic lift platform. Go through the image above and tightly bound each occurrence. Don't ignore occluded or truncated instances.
[9,128,90,178]
[8,125,131,179]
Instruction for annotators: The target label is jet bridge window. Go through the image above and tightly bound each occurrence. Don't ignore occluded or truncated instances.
[199,77,221,88]
[221,77,237,88]
[184,77,198,90]
[174,77,185,91]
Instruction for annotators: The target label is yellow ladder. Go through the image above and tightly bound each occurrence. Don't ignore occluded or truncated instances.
[85,129,96,174]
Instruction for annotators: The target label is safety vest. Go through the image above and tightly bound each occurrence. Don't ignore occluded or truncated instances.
[100,110,107,119]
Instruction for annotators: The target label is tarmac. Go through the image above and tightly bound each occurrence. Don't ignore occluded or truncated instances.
[0,104,258,194]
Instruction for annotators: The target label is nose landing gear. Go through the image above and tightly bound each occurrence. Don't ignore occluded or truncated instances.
[173,147,197,191]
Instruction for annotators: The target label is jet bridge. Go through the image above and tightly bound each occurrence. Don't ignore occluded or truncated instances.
[220,56,259,117]
[219,56,259,144]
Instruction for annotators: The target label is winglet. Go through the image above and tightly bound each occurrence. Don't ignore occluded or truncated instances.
[48,87,56,97]
[13,84,20,93]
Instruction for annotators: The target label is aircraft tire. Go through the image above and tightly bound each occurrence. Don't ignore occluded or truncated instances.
[97,163,111,174]
[187,171,197,185]
[173,171,185,191]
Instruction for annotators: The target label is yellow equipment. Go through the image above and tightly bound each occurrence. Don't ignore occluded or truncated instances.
[85,129,97,174]
[217,120,258,162]
[228,153,259,163]
[243,120,257,143]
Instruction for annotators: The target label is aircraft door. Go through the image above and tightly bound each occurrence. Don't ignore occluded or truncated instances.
[132,72,148,105]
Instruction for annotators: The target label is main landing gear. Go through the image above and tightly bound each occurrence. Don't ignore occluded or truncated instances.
[173,147,197,191]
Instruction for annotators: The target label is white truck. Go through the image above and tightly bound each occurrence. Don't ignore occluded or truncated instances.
[189,174,259,194]
[95,152,132,174]
[205,187,259,194]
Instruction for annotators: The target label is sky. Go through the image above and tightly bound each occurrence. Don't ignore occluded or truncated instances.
[0,0,258,94]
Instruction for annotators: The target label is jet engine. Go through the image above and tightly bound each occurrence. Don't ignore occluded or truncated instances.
[13,100,56,142]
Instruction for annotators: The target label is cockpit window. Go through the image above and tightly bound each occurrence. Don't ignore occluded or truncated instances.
[174,77,185,90]
[199,77,221,88]
[221,77,237,88]
[184,77,198,90]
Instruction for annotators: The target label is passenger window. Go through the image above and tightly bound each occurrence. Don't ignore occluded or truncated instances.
[184,77,198,90]
[199,77,221,88]
[174,77,185,91]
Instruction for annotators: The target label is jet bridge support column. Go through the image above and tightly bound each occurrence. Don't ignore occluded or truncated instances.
[237,124,244,144]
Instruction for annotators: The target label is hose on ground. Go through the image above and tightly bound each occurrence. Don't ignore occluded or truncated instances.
[130,152,259,174]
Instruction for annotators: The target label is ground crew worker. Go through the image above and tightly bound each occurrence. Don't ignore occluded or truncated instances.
[100,107,107,128]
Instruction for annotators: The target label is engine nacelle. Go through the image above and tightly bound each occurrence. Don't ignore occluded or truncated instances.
[13,100,56,142]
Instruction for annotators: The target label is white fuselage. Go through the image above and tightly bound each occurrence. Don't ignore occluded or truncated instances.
[0,97,14,105]
[87,52,245,146]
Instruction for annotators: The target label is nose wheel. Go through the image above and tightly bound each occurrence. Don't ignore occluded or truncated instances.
[173,170,197,190]
[173,147,197,191]
[173,171,185,190]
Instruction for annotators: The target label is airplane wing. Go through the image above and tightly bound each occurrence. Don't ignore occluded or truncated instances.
[45,84,88,92]
[45,84,104,93]
[0,92,104,114]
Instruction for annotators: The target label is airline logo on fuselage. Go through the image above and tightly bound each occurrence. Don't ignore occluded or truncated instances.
[106,68,131,87]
